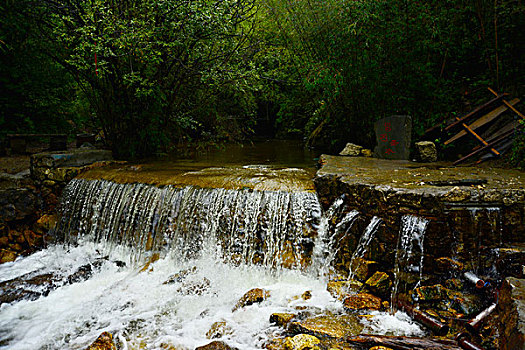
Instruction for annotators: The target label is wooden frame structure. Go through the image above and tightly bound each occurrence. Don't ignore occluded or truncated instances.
[428,88,524,165]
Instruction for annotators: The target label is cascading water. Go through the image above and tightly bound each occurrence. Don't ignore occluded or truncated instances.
[390,214,429,308]
[347,216,382,282]
[0,178,423,350]
[55,179,320,268]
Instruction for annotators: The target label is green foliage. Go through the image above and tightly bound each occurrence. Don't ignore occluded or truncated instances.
[259,0,525,152]
[0,1,83,136]
[27,0,259,158]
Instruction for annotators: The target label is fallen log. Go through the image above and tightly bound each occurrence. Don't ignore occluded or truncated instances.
[346,334,462,350]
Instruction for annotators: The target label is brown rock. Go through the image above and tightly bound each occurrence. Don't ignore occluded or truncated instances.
[284,334,320,350]
[0,249,17,263]
[232,288,270,311]
[23,229,42,247]
[365,272,392,297]
[85,332,116,350]
[270,313,296,327]
[35,214,58,234]
[0,236,8,247]
[195,340,238,350]
[349,258,378,281]
[289,314,363,339]
[327,280,364,301]
[435,257,464,273]
[343,293,382,311]
[206,321,233,339]
[498,277,525,350]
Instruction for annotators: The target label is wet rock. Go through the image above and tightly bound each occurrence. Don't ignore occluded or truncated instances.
[495,246,525,278]
[444,278,463,291]
[450,292,483,316]
[284,334,320,350]
[163,266,198,284]
[0,188,39,222]
[290,291,312,302]
[412,284,449,302]
[206,321,234,339]
[414,141,437,163]
[196,340,238,350]
[435,257,464,273]
[365,272,392,298]
[270,313,296,327]
[327,280,364,301]
[289,314,363,339]
[85,332,116,350]
[498,277,525,350]
[361,149,373,157]
[23,229,42,248]
[280,240,298,269]
[34,214,58,234]
[339,143,363,157]
[31,150,113,169]
[343,293,382,311]
[350,258,378,281]
[232,288,270,311]
[0,249,17,263]
[177,277,211,295]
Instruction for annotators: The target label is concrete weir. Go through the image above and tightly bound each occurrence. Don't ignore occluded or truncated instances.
[314,154,525,273]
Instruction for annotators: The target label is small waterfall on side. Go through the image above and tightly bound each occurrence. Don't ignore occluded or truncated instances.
[390,215,429,308]
[347,216,382,282]
[310,195,344,276]
[55,179,321,268]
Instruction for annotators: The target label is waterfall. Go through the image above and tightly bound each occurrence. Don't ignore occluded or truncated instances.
[347,216,382,281]
[310,193,359,277]
[390,215,429,308]
[55,179,321,268]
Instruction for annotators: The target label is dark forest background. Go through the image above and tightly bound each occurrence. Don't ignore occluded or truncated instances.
[1,0,524,162]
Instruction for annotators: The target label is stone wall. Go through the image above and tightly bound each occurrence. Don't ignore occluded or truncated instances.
[314,155,525,276]
[0,149,113,263]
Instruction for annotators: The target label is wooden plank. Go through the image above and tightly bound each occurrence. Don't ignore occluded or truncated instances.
[471,120,520,151]
[445,93,508,131]
[454,129,516,165]
[454,117,500,156]
[488,87,525,120]
[444,98,520,145]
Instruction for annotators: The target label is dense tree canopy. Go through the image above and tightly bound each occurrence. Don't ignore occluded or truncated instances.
[1,0,523,160]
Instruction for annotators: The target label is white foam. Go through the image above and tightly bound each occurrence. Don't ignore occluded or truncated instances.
[360,310,425,337]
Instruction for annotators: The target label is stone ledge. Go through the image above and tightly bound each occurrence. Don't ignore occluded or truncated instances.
[499,277,525,350]
[31,149,112,169]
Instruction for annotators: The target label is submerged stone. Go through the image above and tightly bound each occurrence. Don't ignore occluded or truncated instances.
[289,314,363,339]
[196,340,238,350]
[232,288,270,312]
[270,313,296,327]
[343,293,382,311]
[365,271,392,298]
[327,280,364,301]
[350,258,378,281]
[284,334,320,350]
[435,257,464,273]
[206,321,234,339]
[85,332,116,350]
[163,266,198,284]
[0,249,17,263]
